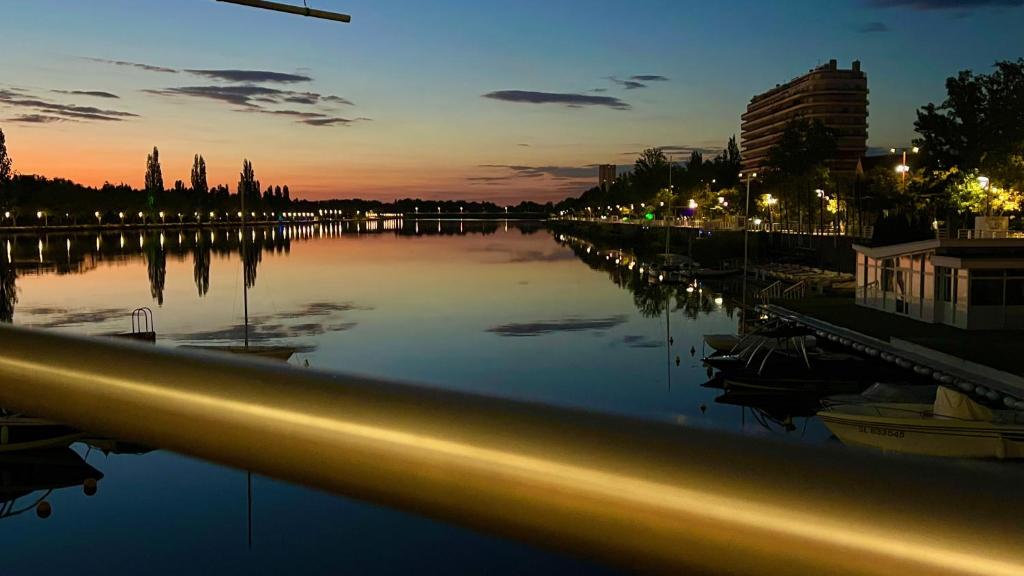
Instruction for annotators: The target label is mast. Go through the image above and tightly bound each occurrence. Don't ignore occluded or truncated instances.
[241,179,249,349]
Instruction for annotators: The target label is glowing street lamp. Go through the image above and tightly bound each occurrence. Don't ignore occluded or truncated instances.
[159,211,166,224]
[37,211,48,227]
[978,176,992,216]
[119,211,125,225]
[137,211,145,224]
[95,211,102,225]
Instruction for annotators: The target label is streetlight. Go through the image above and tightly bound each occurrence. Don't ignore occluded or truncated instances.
[159,211,166,224]
[892,147,918,191]
[95,211,102,225]
[37,211,48,227]
[137,211,145,224]
[119,212,125,225]
[978,176,992,216]
[816,189,825,234]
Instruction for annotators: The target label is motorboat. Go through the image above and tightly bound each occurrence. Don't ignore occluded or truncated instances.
[818,386,1024,459]
[822,382,939,408]
[0,412,84,453]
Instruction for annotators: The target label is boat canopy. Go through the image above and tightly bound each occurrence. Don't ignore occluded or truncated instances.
[933,387,993,422]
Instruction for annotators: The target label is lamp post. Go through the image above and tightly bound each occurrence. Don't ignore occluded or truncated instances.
[4,211,11,227]
[740,171,757,332]
[138,211,145,224]
[815,189,825,234]
[892,147,918,192]
[95,211,102,225]
[37,211,47,228]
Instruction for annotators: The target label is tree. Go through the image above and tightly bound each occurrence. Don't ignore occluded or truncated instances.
[765,119,838,232]
[283,185,290,202]
[915,59,1024,209]
[191,154,208,195]
[144,146,164,210]
[0,129,13,208]
[238,159,257,209]
[949,168,1023,215]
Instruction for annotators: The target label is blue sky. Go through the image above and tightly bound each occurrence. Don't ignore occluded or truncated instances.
[0,0,1021,201]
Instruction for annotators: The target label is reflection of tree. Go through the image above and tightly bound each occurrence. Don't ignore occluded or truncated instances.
[145,238,166,306]
[0,252,16,323]
[240,237,262,290]
[192,238,211,297]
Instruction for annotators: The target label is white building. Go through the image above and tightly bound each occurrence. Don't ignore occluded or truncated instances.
[853,220,1024,330]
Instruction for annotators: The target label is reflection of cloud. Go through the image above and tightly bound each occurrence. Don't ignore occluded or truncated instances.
[23,307,126,328]
[482,90,630,110]
[487,315,627,337]
[168,321,355,342]
[269,301,369,320]
[184,69,312,83]
[622,334,661,348]
[856,21,891,32]
[472,243,576,263]
[866,0,1021,10]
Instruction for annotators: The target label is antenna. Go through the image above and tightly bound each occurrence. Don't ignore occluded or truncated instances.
[216,0,351,23]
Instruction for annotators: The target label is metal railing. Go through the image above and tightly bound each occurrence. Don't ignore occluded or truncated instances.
[957,228,1024,240]
[0,324,1021,575]
[781,280,807,299]
[757,280,783,305]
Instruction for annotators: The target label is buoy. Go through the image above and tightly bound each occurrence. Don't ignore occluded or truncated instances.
[36,501,51,519]
[675,355,681,366]
[839,338,851,347]
[865,348,879,357]
[699,404,707,414]
[896,358,912,369]
[84,478,98,496]
[957,381,974,392]
[986,390,1001,401]
[690,346,696,357]
[669,336,674,346]
[976,386,990,396]
[913,365,933,377]
[1004,397,1018,408]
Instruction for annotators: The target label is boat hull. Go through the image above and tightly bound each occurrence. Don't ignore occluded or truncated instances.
[818,410,1024,459]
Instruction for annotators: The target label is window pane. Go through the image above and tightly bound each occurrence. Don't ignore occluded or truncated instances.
[1007,280,1024,306]
[970,279,1004,306]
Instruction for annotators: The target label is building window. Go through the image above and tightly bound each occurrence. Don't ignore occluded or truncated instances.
[936,267,953,303]
[881,258,894,291]
[970,278,1004,306]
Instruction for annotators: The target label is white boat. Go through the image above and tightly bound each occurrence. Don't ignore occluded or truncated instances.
[818,387,1024,459]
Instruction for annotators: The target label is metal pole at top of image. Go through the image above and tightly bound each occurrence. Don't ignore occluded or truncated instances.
[216,0,351,23]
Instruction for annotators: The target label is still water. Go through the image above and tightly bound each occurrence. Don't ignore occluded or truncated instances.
[0,220,830,574]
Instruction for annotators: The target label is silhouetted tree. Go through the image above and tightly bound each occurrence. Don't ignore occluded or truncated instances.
[193,238,211,296]
[0,129,13,209]
[237,159,257,210]
[191,154,208,195]
[145,237,166,305]
[283,185,290,202]
[144,146,163,211]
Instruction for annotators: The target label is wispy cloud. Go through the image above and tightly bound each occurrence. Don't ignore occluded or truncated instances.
[866,0,1022,9]
[84,57,178,73]
[0,88,137,122]
[630,75,669,82]
[184,69,313,84]
[53,89,119,99]
[6,114,68,123]
[143,85,360,127]
[609,77,647,90]
[482,90,630,110]
[478,164,598,180]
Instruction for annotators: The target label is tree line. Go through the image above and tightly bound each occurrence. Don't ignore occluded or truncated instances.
[559,59,1024,240]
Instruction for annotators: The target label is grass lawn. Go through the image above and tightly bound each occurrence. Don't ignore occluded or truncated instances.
[780,297,1024,377]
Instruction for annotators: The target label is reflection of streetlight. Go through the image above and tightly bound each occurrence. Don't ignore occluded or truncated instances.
[740,171,758,329]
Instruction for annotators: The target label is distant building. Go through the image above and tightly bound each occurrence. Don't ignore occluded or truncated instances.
[854,218,1024,330]
[598,164,617,190]
[741,59,869,178]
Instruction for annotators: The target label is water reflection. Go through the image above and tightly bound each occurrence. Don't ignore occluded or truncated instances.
[0,219,533,322]
[0,448,102,520]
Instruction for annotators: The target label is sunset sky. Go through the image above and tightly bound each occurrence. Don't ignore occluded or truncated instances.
[1,0,1021,203]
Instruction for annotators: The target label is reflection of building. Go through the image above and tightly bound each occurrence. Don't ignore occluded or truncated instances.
[741,59,868,177]
[854,221,1024,329]
[598,165,617,190]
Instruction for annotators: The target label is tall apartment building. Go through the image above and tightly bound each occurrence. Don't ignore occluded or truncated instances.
[598,164,617,190]
[740,59,868,178]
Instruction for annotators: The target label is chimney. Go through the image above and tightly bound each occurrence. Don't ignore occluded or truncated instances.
[852,60,861,72]
[829,59,838,70]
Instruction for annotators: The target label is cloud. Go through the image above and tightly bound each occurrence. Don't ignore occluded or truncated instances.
[487,316,628,337]
[184,69,313,83]
[630,75,669,82]
[7,114,67,123]
[610,77,647,90]
[0,88,137,122]
[84,57,178,73]
[478,164,599,179]
[482,90,630,110]
[54,90,119,99]
[143,85,360,127]
[471,243,576,263]
[866,0,1022,8]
